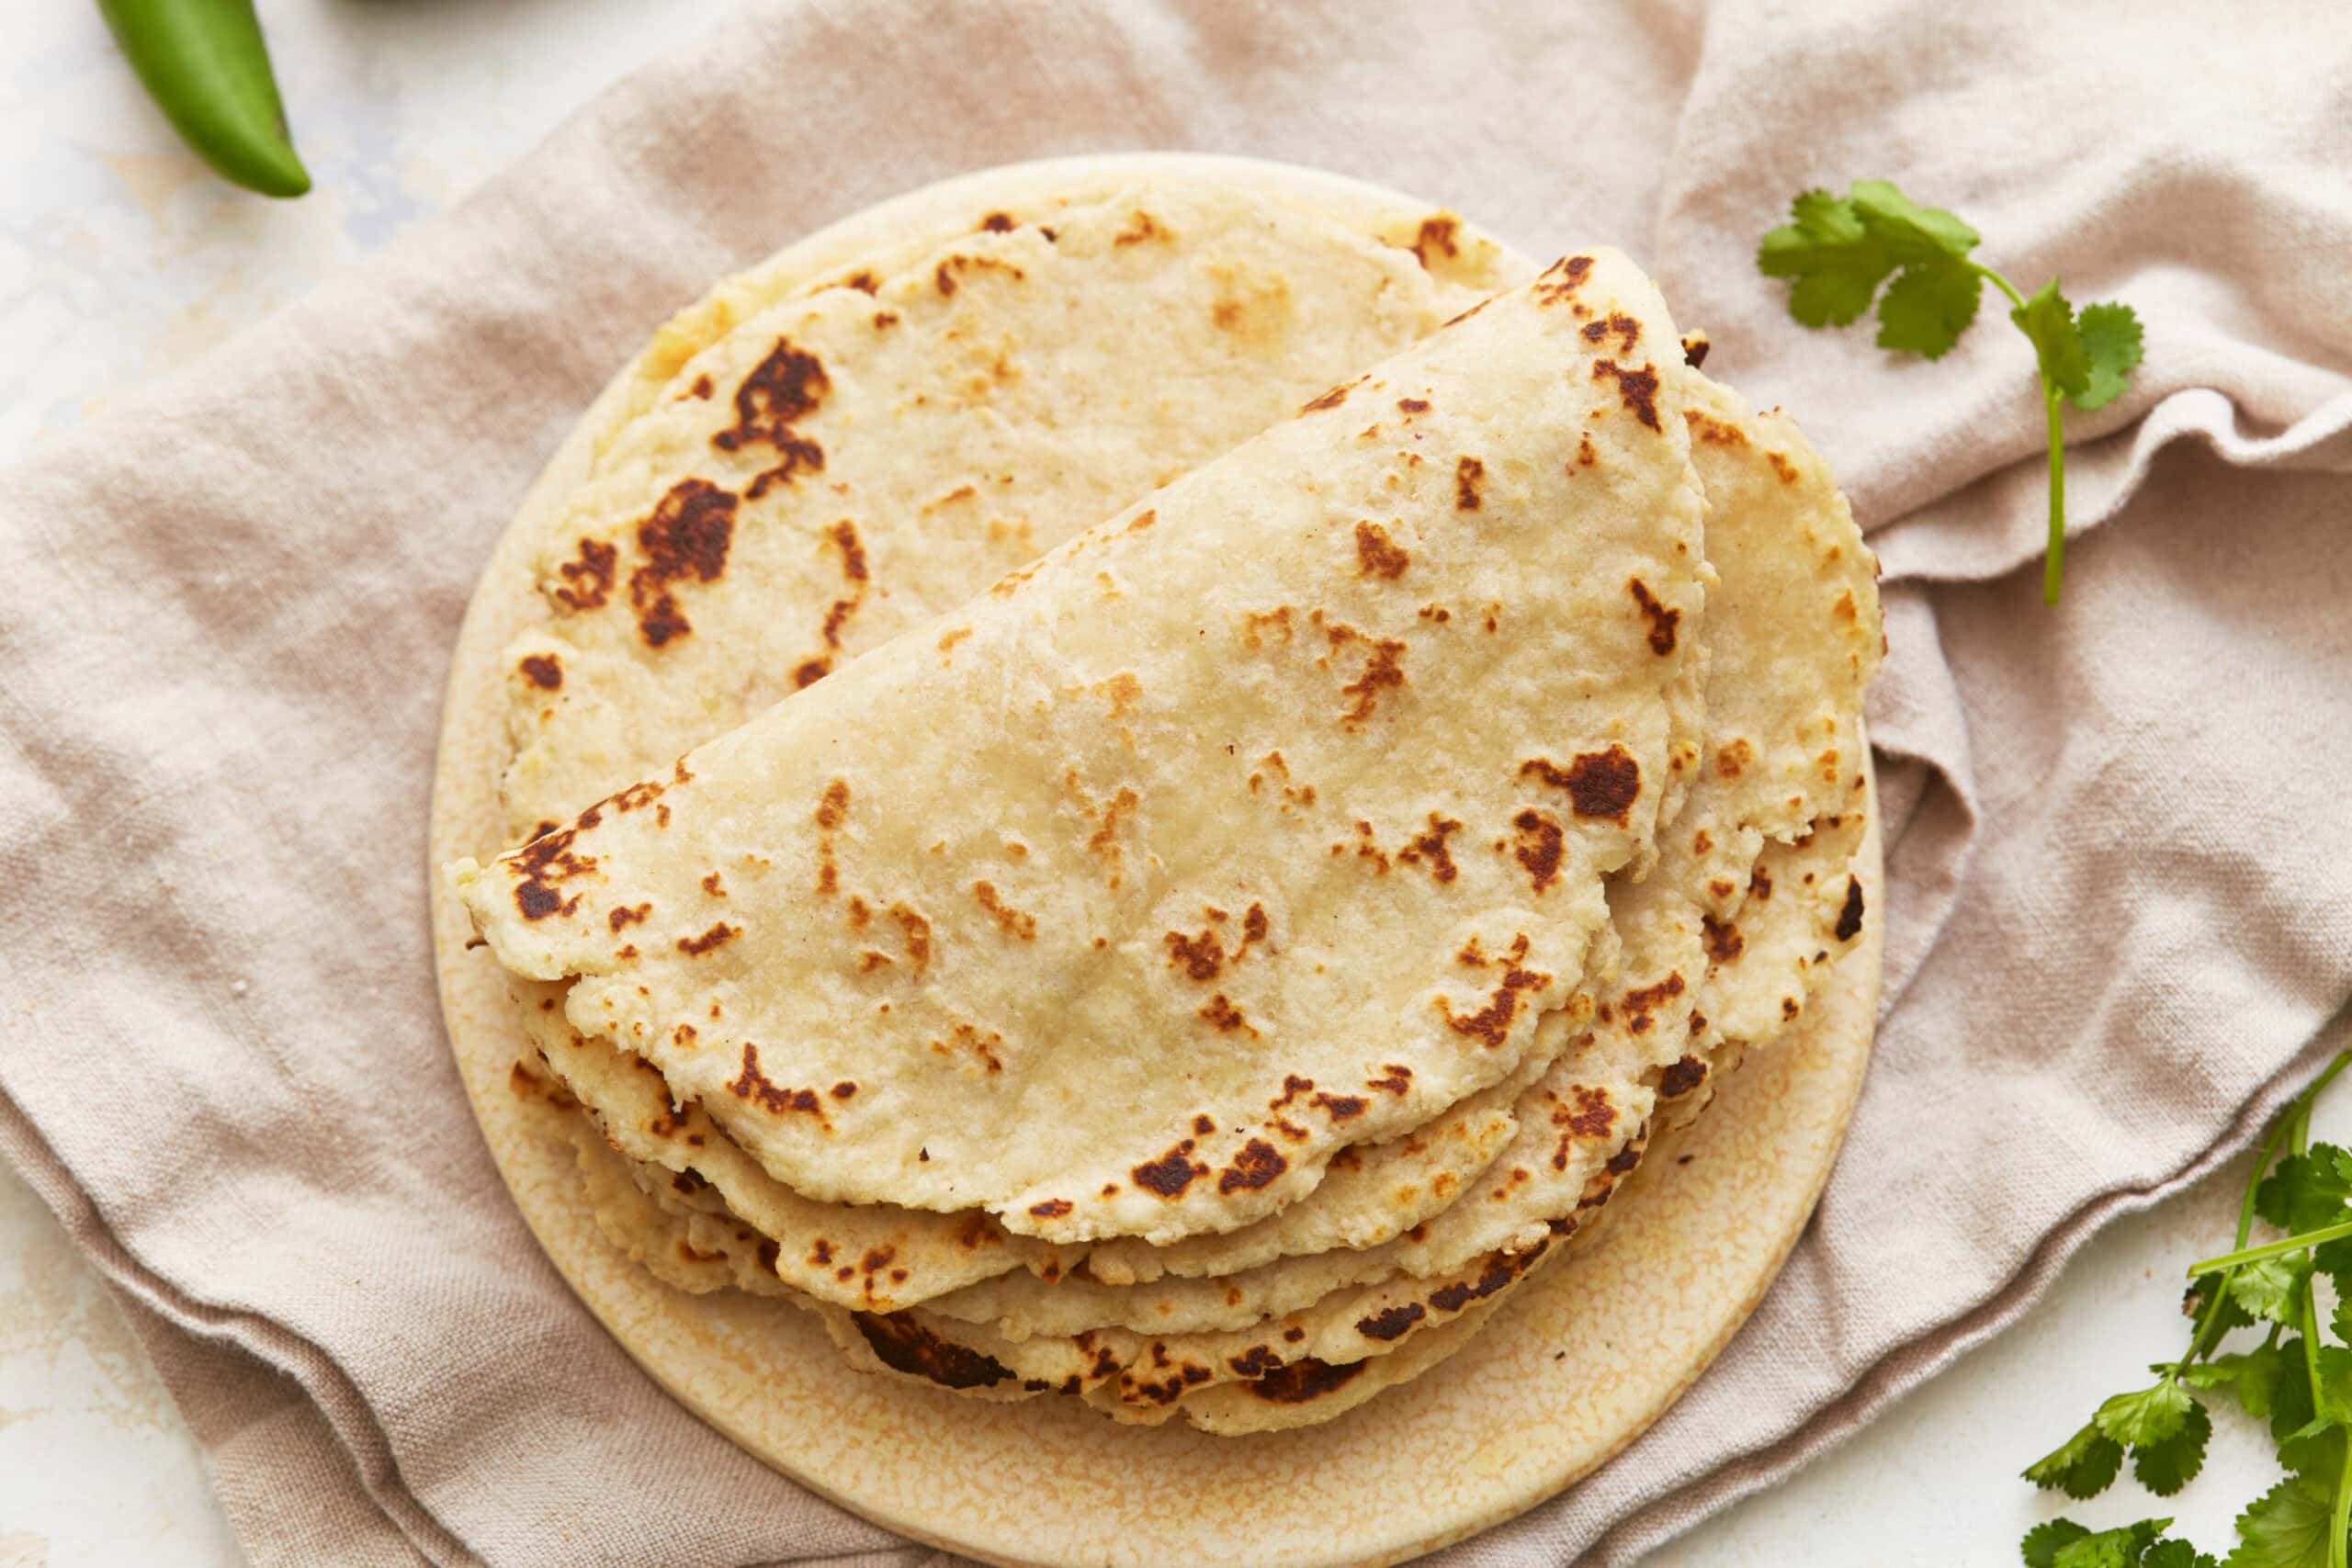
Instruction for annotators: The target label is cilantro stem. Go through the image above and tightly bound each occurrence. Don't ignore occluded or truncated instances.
[2041,389,2066,605]
[2336,1438,2352,1568]
[2191,1218,2352,1278]
[1973,263,2029,312]
[2184,1111,2304,1364]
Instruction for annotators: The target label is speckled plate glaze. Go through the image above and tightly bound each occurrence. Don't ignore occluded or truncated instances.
[430,154,1883,1568]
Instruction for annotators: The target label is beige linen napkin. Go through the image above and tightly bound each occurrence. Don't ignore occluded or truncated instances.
[3,2,2348,1563]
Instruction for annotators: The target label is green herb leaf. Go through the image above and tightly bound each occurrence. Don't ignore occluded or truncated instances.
[1876,261,1984,358]
[2226,1472,2334,1567]
[2229,1255,2313,1326]
[2030,1417,2129,1498]
[2101,1382,2200,1449]
[2135,1398,2214,1495]
[2027,1520,2097,1567]
[1758,188,1895,327]
[1849,179,1983,265]
[2055,1518,2174,1568]
[2011,278,2093,403]
[2185,1343,2290,1419]
[2143,1540,2222,1568]
[2073,302,2145,412]
[2256,1148,2352,1235]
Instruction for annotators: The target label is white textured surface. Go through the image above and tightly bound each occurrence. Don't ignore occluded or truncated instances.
[0,3,2293,1563]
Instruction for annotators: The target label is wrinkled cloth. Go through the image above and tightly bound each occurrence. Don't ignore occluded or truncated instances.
[3,2,2348,1563]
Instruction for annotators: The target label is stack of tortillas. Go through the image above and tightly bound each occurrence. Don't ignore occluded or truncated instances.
[440,159,1882,1438]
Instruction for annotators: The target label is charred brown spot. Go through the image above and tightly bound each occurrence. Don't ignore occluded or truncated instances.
[1302,376,1363,413]
[1199,994,1257,1036]
[1441,942,1552,1047]
[1132,1145,1204,1198]
[1028,1199,1072,1218]
[1249,1357,1365,1404]
[1767,451,1801,483]
[1113,210,1162,246]
[685,374,715,400]
[1659,1055,1709,1097]
[1685,408,1748,446]
[1580,312,1642,354]
[1702,915,1745,963]
[1511,810,1565,894]
[1427,1246,1543,1313]
[1836,877,1867,942]
[1628,577,1679,655]
[1521,745,1641,825]
[1397,397,1430,413]
[1551,1086,1617,1168]
[678,922,737,956]
[714,339,829,497]
[853,1313,1011,1389]
[1312,1092,1367,1120]
[1164,928,1226,981]
[1339,637,1408,727]
[1354,520,1410,580]
[1409,215,1460,268]
[518,653,563,691]
[553,537,616,613]
[1620,971,1686,1034]
[1592,358,1664,432]
[1229,1346,1281,1378]
[1218,1139,1288,1194]
[1682,334,1711,368]
[1369,1064,1412,1095]
[1397,813,1461,883]
[728,1044,820,1116]
[628,479,737,649]
[979,211,1015,232]
[973,881,1036,941]
[815,779,851,829]
[1454,456,1485,510]
[608,902,650,933]
[1357,1303,1428,1343]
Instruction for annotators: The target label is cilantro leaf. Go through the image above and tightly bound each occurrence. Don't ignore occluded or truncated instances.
[2143,1541,2222,1568]
[2027,1520,2096,1566]
[2230,1256,2313,1326]
[2029,1417,2128,1498]
[1876,260,1984,358]
[2055,1518,2174,1568]
[2011,278,2093,403]
[2188,1273,2257,1339]
[2136,1397,2214,1495]
[2227,1472,2334,1567]
[2256,1148,2352,1235]
[1849,179,1982,265]
[2074,302,2145,412]
[1758,188,1894,327]
[2101,1382,2199,1449]
[2186,1343,2290,1419]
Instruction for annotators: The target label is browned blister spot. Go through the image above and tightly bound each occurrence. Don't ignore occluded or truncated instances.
[1312,1091,1367,1120]
[978,211,1015,232]
[1836,877,1867,942]
[1164,927,1226,981]
[1409,215,1460,267]
[1131,1143,1204,1198]
[1198,993,1257,1036]
[1301,376,1363,413]
[1396,813,1462,883]
[1580,311,1642,353]
[1358,1302,1428,1342]
[1767,450,1800,483]
[628,479,737,649]
[1658,1055,1709,1097]
[1354,520,1410,580]
[1113,210,1163,246]
[854,1313,1012,1389]
[1619,971,1686,1035]
[1511,810,1565,894]
[1681,334,1710,368]
[1454,456,1485,510]
[1248,1357,1365,1404]
[1216,1140,1286,1195]
[1550,1085,1616,1168]
[1532,253,1595,306]
[1521,745,1642,825]
[1685,408,1748,446]
[678,922,738,955]
[1592,359,1664,431]
[714,339,829,498]
[1715,739,1754,779]
[553,537,616,613]
[933,254,1025,296]
[1028,1199,1072,1218]
[1397,396,1430,414]
[1427,1246,1544,1313]
[728,1043,820,1116]
[1440,938,1553,1046]
[518,653,562,691]
[1702,915,1745,963]
[1337,635,1408,727]
[970,881,1037,941]
[608,902,650,933]
[1628,577,1679,655]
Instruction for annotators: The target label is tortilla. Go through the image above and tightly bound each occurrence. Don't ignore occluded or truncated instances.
[454,247,1710,1247]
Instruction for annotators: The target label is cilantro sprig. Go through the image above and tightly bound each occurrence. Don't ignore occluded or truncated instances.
[2020,1052,2352,1567]
[1758,180,2143,604]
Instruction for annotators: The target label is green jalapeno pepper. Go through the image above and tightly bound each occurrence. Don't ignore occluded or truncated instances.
[96,0,310,197]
